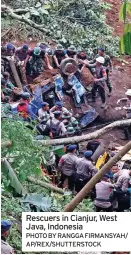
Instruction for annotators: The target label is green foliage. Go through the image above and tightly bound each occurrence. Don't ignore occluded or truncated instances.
[1,118,51,183]
[119,0,131,22]
[1,194,23,254]
[1,188,93,253]
[2,0,119,55]
[119,0,131,55]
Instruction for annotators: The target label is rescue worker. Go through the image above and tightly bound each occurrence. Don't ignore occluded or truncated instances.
[1,78,13,98]
[46,111,67,138]
[114,169,131,192]
[17,92,35,121]
[113,169,131,211]
[52,44,68,68]
[94,174,114,212]
[58,144,78,190]
[36,102,50,135]
[66,126,75,136]
[77,49,88,70]
[6,43,15,56]
[3,43,28,85]
[50,101,72,118]
[90,47,113,96]
[1,220,14,254]
[66,45,77,59]
[87,56,107,108]
[24,46,53,79]
[62,112,77,127]
[1,43,15,75]
[2,74,18,100]
[15,44,29,62]
[75,150,97,193]
[117,89,131,140]
[38,102,50,121]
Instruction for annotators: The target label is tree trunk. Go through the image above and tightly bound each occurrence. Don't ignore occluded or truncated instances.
[39,119,131,146]
[1,159,27,196]
[9,59,22,88]
[27,176,64,194]
[1,140,12,148]
[1,5,49,35]
[64,141,131,212]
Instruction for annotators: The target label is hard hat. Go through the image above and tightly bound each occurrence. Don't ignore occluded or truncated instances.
[34,47,41,56]
[125,89,131,97]
[96,56,105,64]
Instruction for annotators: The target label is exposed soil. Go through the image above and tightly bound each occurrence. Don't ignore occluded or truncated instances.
[93,0,131,146]
[104,0,124,36]
[2,0,130,146]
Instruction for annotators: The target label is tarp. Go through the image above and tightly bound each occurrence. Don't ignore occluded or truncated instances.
[80,107,99,128]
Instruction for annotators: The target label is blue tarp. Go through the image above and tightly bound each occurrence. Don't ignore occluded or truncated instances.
[80,108,98,128]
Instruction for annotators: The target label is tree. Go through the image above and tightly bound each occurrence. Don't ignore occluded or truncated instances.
[39,119,131,146]
[1,0,118,55]
[119,0,131,55]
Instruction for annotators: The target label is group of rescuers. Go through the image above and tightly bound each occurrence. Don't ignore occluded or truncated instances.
[1,42,113,108]
[1,42,131,139]
[1,149,131,253]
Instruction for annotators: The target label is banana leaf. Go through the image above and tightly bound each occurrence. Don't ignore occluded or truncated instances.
[1,159,27,196]
[21,194,52,211]
[119,1,131,21]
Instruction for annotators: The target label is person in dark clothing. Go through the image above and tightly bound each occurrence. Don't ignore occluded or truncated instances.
[90,47,113,96]
[1,220,14,254]
[66,45,77,59]
[15,44,29,61]
[87,56,107,108]
[75,150,97,193]
[25,47,52,79]
[6,43,15,56]
[58,145,78,191]
[77,50,88,70]
[113,169,131,211]
[52,44,68,68]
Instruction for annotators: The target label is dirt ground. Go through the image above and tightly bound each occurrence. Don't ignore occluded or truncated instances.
[95,0,131,146]
[2,0,130,146]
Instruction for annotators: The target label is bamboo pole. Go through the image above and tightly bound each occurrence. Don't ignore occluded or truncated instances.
[64,141,131,212]
[2,159,27,196]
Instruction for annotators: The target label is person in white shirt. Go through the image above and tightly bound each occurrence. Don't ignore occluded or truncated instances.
[95,174,114,211]
[38,102,50,122]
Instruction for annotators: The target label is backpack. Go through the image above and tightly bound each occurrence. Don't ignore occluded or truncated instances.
[17,101,29,119]
[50,120,61,138]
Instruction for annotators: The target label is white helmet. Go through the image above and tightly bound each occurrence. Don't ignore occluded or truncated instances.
[96,56,105,64]
[125,89,131,97]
